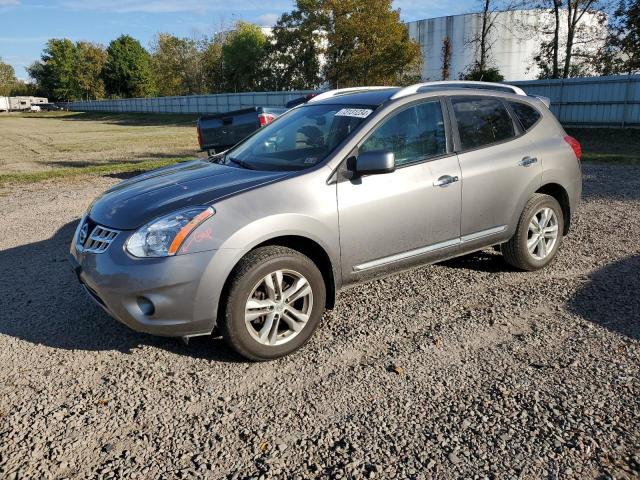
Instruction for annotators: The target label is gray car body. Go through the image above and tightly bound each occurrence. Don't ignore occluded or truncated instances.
[69,87,581,338]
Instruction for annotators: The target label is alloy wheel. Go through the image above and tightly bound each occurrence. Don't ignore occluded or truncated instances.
[527,207,559,260]
[244,269,314,346]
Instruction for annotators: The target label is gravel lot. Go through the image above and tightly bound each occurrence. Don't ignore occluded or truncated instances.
[0,164,638,479]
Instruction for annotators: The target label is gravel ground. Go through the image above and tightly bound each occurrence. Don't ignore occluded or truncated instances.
[0,164,638,480]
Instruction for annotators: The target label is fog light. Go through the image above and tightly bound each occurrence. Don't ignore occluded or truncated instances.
[137,297,155,316]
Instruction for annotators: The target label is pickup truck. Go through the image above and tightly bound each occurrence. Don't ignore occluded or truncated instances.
[197,106,286,154]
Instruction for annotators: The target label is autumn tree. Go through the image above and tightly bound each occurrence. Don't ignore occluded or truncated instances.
[322,0,421,87]
[200,36,225,93]
[102,35,156,98]
[0,57,17,96]
[151,33,205,96]
[73,42,107,99]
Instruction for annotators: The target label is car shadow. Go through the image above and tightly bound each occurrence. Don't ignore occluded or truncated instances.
[568,254,640,340]
[0,220,242,362]
[438,249,515,273]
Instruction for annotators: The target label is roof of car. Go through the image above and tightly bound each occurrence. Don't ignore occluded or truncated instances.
[309,88,400,106]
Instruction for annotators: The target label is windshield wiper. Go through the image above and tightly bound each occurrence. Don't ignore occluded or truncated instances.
[226,156,255,170]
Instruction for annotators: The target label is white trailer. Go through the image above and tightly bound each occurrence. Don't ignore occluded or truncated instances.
[0,96,9,112]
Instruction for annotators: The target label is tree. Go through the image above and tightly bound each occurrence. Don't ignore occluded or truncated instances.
[151,33,204,96]
[322,0,422,87]
[596,0,640,75]
[102,35,156,98]
[441,37,452,80]
[0,57,17,96]
[222,22,268,92]
[27,38,76,100]
[461,65,504,81]
[530,0,608,78]
[263,5,324,91]
[463,0,512,80]
[200,36,225,93]
[73,42,107,100]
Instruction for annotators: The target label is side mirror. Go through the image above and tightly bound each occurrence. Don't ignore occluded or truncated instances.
[355,150,395,176]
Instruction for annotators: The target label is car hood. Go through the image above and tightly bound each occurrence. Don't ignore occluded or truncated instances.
[88,160,289,230]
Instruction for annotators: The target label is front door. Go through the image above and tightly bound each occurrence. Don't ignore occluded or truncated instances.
[337,99,462,282]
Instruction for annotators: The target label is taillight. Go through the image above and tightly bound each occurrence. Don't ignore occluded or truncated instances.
[564,135,581,161]
[258,113,276,127]
[197,122,203,148]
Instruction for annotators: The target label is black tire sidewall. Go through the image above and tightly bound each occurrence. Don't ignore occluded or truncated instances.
[225,253,326,360]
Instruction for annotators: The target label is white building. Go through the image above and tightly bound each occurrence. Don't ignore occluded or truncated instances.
[406,10,606,81]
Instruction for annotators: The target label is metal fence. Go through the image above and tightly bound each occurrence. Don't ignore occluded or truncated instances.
[63,75,640,127]
[63,91,312,115]
[511,74,640,127]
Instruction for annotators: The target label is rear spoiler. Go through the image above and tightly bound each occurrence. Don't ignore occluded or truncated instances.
[530,95,551,108]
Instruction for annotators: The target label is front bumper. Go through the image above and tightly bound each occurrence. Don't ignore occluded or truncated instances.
[68,225,242,337]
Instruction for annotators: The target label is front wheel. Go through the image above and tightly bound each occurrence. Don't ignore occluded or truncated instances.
[502,193,564,271]
[219,246,326,361]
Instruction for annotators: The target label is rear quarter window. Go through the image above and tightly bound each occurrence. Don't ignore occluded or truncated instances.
[452,98,516,150]
[509,102,542,131]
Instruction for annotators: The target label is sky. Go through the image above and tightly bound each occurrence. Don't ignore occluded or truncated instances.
[0,0,476,80]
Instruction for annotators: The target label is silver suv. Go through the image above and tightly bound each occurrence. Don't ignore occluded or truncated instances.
[69,82,582,360]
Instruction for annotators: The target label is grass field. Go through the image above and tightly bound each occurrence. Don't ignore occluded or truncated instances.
[0,112,637,186]
[0,111,203,184]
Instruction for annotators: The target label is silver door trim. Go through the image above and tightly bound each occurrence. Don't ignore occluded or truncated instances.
[353,238,460,272]
[352,225,507,272]
[460,224,507,242]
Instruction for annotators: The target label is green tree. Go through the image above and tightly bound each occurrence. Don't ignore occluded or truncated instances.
[460,65,504,81]
[27,38,77,100]
[598,0,640,75]
[222,22,268,91]
[102,35,156,98]
[200,37,225,93]
[0,57,18,96]
[73,42,107,99]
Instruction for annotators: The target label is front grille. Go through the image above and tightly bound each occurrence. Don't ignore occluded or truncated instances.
[80,223,120,254]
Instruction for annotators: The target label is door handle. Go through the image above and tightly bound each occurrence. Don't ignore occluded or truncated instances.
[433,175,459,187]
[519,156,538,167]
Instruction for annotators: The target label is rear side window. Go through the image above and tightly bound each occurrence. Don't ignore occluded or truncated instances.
[509,102,541,131]
[360,100,447,166]
[452,98,516,150]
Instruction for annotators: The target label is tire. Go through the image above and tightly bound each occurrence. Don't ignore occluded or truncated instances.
[219,246,326,361]
[502,193,564,271]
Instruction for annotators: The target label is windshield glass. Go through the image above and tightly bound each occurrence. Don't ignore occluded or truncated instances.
[223,104,376,171]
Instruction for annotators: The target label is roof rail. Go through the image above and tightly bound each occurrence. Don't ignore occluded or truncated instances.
[390,81,527,100]
[307,86,392,103]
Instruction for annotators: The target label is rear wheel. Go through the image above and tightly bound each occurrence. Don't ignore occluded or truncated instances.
[219,246,326,361]
[502,194,564,271]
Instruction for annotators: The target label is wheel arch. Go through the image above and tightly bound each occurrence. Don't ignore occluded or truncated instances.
[216,235,338,330]
[536,183,571,235]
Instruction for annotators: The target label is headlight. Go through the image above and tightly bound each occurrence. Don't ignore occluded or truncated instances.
[125,206,215,257]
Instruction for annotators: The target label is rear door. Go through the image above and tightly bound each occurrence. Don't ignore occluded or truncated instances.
[337,99,462,282]
[450,96,542,246]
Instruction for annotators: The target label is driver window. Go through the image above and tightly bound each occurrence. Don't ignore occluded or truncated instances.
[360,100,447,166]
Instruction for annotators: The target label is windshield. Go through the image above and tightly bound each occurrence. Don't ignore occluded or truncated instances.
[223,104,376,171]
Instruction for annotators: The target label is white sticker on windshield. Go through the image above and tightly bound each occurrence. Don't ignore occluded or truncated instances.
[335,108,373,118]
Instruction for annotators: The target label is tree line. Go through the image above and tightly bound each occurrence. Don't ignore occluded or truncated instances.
[1,0,638,100]
[1,0,421,101]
